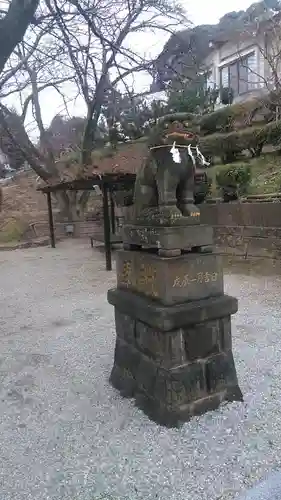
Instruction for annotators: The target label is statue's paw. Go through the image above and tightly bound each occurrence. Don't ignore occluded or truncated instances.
[181,204,200,218]
[159,206,182,219]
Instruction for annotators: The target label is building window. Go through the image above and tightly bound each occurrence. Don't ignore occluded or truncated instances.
[219,52,257,96]
[201,69,215,92]
[205,69,215,90]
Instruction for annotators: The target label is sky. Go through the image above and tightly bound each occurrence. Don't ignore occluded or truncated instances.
[7,0,258,138]
[187,0,255,25]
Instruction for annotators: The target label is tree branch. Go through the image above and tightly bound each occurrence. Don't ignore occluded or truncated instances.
[0,0,40,73]
[20,76,73,122]
[0,104,52,181]
[0,27,45,89]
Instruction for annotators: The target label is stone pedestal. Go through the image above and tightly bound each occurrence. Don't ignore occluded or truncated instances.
[123,223,213,255]
[108,222,243,427]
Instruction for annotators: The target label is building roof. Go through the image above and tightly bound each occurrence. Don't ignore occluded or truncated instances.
[38,172,136,193]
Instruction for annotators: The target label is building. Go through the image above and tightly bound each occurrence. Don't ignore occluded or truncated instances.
[202,11,281,107]
[0,148,7,165]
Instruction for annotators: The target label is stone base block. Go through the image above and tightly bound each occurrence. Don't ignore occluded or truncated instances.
[116,249,223,305]
[108,288,243,427]
[122,223,213,254]
[108,287,237,331]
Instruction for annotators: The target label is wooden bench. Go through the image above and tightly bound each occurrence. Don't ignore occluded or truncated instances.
[90,233,123,248]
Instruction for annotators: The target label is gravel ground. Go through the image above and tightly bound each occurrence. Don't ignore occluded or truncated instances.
[1,240,281,500]
[237,471,281,500]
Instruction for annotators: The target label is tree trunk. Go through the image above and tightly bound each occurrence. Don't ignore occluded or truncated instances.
[81,107,102,166]
[56,191,91,222]
[81,76,109,166]
[0,0,40,74]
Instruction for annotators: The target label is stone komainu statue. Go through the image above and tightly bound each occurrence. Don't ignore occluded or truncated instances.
[133,112,209,224]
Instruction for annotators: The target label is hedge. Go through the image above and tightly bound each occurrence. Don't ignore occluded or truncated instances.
[198,99,273,135]
[199,119,281,162]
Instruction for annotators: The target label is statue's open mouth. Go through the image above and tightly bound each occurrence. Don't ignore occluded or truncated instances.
[165,131,195,140]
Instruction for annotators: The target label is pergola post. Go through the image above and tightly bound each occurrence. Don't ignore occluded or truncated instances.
[39,174,137,270]
[46,191,56,248]
[102,181,112,271]
[110,189,116,235]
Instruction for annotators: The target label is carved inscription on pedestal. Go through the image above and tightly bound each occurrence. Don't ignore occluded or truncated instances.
[117,251,223,304]
[128,226,158,245]
[118,258,159,297]
[118,259,133,287]
[172,271,218,288]
[136,263,159,297]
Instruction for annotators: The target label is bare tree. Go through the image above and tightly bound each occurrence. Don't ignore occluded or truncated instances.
[0,0,188,218]
[0,4,80,217]
[0,4,75,179]
[0,0,42,208]
[255,13,281,119]
[44,0,187,165]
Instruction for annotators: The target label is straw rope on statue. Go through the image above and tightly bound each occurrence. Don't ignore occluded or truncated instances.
[150,142,210,167]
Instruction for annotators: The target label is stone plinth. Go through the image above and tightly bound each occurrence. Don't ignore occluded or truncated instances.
[116,250,223,305]
[108,223,243,427]
[123,223,213,254]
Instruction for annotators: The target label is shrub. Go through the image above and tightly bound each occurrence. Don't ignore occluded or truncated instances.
[199,99,272,135]
[199,120,281,163]
[215,163,252,201]
[199,106,235,135]
[199,130,246,163]
[239,125,267,158]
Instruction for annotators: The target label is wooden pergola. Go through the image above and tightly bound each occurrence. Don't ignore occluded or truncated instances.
[38,173,136,271]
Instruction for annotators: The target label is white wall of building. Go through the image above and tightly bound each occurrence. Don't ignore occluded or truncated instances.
[202,32,270,105]
[0,149,8,165]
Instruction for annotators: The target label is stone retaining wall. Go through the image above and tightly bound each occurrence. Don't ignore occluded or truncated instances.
[200,202,281,258]
[200,202,281,228]
[31,218,100,238]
